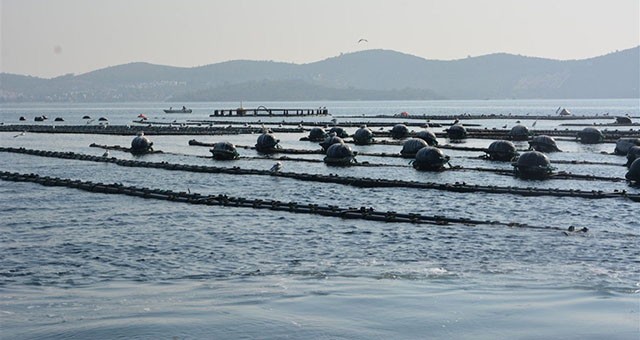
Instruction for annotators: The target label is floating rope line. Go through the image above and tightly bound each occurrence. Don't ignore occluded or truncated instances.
[187,139,627,167]
[0,170,566,231]
[89,141,625,182]
[339,114,640,121]
[0,124,303,136]
[1,147,637,201]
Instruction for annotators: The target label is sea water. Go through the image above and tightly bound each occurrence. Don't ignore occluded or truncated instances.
[1,99,638,339]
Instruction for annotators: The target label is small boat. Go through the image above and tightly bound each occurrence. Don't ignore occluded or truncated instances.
[164,106,192,114]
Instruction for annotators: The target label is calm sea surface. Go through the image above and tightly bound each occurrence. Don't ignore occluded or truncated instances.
[1,99,639,339]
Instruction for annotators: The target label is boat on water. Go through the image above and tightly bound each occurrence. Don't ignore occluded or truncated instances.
[164,106,192,114]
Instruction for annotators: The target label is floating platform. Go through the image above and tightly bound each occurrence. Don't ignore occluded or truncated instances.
[211,108,329,117]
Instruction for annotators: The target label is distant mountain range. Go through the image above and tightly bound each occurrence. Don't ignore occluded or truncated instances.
[1,47,638,102]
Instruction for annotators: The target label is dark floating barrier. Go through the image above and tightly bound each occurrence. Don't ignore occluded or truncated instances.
[324,143,357,166]
[485,140,518,161]
[513,151,554,179]
[529,135,561,153]
[413,147,450,171]
[0,170,574,231]
[353,125,375,145]
[339,114,640,121]
[130,132,154,155]
[577,127,605,144]
[0,124,303,136]
[210,142,239,160]
[1,147,637,201]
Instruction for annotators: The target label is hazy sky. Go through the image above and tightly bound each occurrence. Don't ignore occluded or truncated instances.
[1,0,638,78]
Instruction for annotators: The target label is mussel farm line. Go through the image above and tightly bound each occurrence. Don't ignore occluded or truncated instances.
[339,114,640,121]
[186,139,626,167]
[0,170,561,230]
[2,147,637,201]
[89,142,626,182]
[0,124,303,136]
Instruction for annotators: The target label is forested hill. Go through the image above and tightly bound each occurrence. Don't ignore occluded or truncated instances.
[1,46,637,102]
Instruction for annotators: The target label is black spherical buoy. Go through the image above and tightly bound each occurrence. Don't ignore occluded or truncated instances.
[413,147,450,171]
[509,125,530,141]
[626,146,640,167]
[626,158,640,183]
[486,140,517,161]
[390,124,409,139]
[614,138,640,156]
[34,116,44,122]
[307,127,327,142]
[446,124,467,140]
[130,132,153,155]
[19,116,26,121]
[329,127,349,138]
[529,135,561,152]
[577,127,604,144]
[54,117,64,122]
[319,134,344,152]
[210,141,239,160]
[324,143,356,166]
[353,125,374,145]
[400,138,429,158]
[98,117,109,122]
[415,130,438,146]
[256,133,280,153]
[82,115,91,119]
[513,151,553,179]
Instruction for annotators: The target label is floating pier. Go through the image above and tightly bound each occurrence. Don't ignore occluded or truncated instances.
[211,107,329,117]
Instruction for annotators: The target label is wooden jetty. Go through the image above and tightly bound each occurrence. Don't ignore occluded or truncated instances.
[211,107,329,117]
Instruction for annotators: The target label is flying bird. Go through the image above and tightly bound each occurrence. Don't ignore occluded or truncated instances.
[532,120,537,127]
[270,161,283,173]
[358,38,368,43]
[13,131,26,138]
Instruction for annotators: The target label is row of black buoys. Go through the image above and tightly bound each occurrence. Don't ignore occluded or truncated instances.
[324,143,356,166]
[577,127,604,144]
[390,124,409,139]
[256,132,280,153]
[415,130,438,146]
[614,137,640,155]
[320,133,344,152]
[446,124,467,140]
[329,127,349,138]
[486,140,518,161]
[130,131,154,155]
[626,146,640,167]
[210,142,239,160]
[512,151,553,179]
[353,125,374,145]
[509,125,530,141]
[626,159,640,183]
[401,138,428,158]
[529,135,561,152]
[413,147,450,171]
